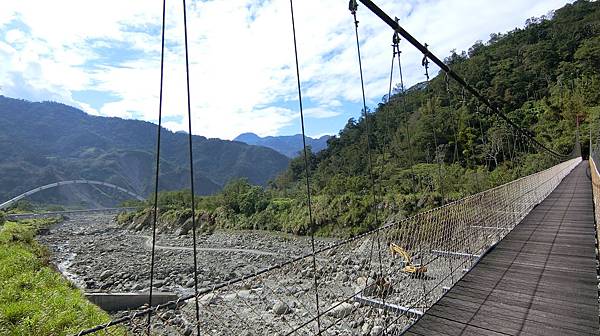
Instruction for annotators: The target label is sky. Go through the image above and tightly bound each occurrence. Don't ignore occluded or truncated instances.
[0,0,573,140]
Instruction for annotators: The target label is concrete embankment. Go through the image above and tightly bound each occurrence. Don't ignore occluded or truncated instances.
[85,292,180,312]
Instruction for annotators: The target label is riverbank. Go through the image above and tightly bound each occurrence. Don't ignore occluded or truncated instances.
[0,217,118,335]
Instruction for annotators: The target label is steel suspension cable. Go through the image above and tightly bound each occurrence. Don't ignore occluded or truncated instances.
[288,0,322,333]
[182,0,202,333]
[464,98,483,192]
[390,25,417,191]
[72,154,578,335]
[422,51,446,205]
[355,0,567,161]
[146,0,167,332]
[447,75,460,163]
[348,1,386,328]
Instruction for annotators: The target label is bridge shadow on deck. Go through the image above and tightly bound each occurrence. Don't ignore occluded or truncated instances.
[404,161,599,336]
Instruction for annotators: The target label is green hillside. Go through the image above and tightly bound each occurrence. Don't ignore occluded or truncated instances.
[0,96,290,207]
[124,0,600,236]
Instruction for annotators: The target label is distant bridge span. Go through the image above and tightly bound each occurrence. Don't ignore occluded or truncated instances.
[0,180,145,210]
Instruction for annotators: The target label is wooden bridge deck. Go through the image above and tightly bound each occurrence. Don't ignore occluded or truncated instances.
[404,161,599,336]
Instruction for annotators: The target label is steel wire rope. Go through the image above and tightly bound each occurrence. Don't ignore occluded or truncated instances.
[377,166,577,335]
[73,157,578,335]
[355,0,568,161]
[289,0,322,333]
[421,49,446,208]
[348,1,386,326]
[445,73,460,164]
[289,158,576,335]
[146,0,167,332]
[464,97,483,192]
[380,167,576,335]
[390,23,417,193]
[314,161,562,331]
[182,0,202,333]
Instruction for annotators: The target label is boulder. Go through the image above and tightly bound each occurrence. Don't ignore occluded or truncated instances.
[327,302,353,318]
[99,270,113,281]
[272,301,292,315]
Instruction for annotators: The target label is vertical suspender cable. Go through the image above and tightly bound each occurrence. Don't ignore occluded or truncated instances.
[288,0,321,333]
[387,41,396,102]
[394,29,417,191]
[182,0,202,334]
[422,52,446,206]
[348,2,386,326]
[356,0,567,161]
[147,0,167,333]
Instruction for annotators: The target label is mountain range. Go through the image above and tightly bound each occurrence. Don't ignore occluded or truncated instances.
[0,96,290,207]
[234,132,330,158]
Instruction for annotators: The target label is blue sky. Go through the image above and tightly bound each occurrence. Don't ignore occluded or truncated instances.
[0,0,572,140]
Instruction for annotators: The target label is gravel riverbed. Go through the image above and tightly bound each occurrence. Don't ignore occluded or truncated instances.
[38,213,462,335]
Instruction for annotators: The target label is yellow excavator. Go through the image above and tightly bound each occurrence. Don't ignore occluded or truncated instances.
[389,243,427,275]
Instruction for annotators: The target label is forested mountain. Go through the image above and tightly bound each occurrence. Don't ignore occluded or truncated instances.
[233,133,330,158]
[0,96,289,207]
[266,0,599,232]
[277,3,595,178]
[120,0,599,237]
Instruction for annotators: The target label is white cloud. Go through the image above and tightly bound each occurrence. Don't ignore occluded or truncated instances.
[304,107,341,119]
[5,29,25,44]
[0,0,574,139]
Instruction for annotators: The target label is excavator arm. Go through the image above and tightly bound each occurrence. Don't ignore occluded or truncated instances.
[389,243,427,274]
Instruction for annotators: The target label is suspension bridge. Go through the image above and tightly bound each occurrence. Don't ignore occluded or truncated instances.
[19,0,596,335]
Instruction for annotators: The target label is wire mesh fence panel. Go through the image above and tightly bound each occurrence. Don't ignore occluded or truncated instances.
[74,158,580,336]
[590,152,600,261]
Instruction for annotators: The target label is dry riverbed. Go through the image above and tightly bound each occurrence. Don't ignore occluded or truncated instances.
[38,213,335,296]
[39,213,456,335]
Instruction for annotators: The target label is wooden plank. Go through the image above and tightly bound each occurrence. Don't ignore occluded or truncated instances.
[403,161,600,335]
[434,293,598,330]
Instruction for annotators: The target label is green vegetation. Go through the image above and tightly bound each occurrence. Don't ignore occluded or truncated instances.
[121,0,600,238]
[0,217,117,335]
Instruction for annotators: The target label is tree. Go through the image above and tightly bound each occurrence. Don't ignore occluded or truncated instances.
[575,36,600,74]
[483,127,504,167]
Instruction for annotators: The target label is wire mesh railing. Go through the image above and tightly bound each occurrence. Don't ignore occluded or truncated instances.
[589,149,600,260]
[73,157,580,336]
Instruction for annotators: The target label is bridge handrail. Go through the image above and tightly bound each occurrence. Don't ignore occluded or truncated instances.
[73,158,581,335]
[589,154,600,258]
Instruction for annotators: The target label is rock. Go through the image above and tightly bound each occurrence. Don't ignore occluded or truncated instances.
[199,293,218,304]
[361,323,372,335]
[272,301,292,315]
[175,217,194,236]
[185,278,195,288]
[100,282,113,290]
[356,239,372,255]
[237,290,252,299]
[355,276,377,296]
[160,310,175,320]
[223,293,238,301]
[336,272,349,282]
[327,302,353,318]
[99,270,113,280]
[132,283,144,291]
[370,326,383,335]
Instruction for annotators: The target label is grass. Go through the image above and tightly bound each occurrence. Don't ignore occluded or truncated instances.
[0,217,121,335]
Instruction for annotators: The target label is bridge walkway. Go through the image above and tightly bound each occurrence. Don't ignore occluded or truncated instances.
[404,161,599,335]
